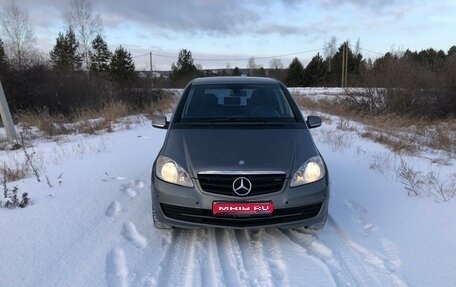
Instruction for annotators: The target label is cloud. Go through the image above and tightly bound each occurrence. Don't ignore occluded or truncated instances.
[9,0,311,37]
[93,0,259,35]
[319,0,400,9]
[254,24,306,36]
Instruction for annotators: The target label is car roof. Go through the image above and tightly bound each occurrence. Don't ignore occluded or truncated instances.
[190,76,282,86]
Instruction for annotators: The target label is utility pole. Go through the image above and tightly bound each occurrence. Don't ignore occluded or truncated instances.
[344,42,348,87]
[341,42,348,87]
[341,44,345,88]
[0,80,17,142]
[150,52,153,89]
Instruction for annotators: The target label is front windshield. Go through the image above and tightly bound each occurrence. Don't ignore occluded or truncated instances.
[180,84,296,122]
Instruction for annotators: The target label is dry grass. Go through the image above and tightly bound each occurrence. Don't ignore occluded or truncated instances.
[318,129,353,152]
[0,135,8,149]
[12,94,177,138]
[336,119,357,132]
[369,152,393,174]
[397,159,456,202]
[295,91,456,202]
[293,94,347,116]
[100,100,130,123]
[1,92,179,184]
[429,125,453,152]
[143,92,177,118]
[397,159,425,197]
[1,162,30,182]
[294,92,456,154]
[75,100,131,133]
[361,130,417,154]
[15,109,68,137]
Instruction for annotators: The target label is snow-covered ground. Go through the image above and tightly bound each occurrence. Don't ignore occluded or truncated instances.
[1,91,455,287]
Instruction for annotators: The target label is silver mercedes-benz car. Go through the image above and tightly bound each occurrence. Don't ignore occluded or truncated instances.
[151,76,329,229]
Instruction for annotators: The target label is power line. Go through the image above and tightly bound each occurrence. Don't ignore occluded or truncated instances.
[357,47,384,55]
[131,47,330,62]
[132,45,384,61]
[131,53,150,59]
[130,44,385,70]
[192,47,328,62]
[347,44,384,55]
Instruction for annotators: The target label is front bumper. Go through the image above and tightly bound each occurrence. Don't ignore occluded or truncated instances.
[152,175,329,229]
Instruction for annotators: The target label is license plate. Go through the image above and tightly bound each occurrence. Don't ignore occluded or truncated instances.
[212,201,274,216]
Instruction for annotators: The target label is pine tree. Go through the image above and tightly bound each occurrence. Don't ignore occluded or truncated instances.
[330,42,365,86]
[448,46,456,57]
[286,57,304,87]
[170,49,199,86]
[109,46,135,85]
[233,67,241,76]
[171,50,198,77]
[49,28,82,73]
[304,53,327,86]
[90,34,112,74]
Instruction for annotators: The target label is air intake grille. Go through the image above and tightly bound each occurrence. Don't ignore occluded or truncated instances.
[160,202,323,227]
[198,173,286,196]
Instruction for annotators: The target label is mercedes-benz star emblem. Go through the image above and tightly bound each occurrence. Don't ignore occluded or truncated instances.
[232,177,252,196]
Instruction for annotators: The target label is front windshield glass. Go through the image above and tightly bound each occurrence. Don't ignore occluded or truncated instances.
[180,84,296,122]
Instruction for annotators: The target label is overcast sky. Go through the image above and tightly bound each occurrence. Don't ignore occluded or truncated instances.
[1,0,455,70]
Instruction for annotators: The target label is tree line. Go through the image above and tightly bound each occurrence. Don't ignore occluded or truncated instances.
[0,0,454,118]
[0,0,142,115]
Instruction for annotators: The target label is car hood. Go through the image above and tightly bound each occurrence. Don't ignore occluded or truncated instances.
[162,127,318,178]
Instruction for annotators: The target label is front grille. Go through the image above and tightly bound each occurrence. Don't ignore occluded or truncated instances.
[198,173,286,196]
[160,202,322,227]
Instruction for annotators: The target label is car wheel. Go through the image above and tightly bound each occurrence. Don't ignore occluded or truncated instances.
[153,210,173,229]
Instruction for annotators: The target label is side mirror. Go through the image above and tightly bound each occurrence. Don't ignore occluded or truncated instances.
[151,116,169,129]
[306,116,322,129]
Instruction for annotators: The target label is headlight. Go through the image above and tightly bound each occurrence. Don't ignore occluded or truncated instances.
[290,155,326,187]
[155,155,194,187]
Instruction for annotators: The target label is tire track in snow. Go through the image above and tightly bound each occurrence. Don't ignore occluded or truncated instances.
[325,216,408,287]
[199,229,224,287]
[280,228,354,286]
[282,216,408,287]
[381,238,402,272]
[215,229,249,287]
[181,230,201,287]
[235,229,275,287]
[260,229,291,287]
[151,229,201,287]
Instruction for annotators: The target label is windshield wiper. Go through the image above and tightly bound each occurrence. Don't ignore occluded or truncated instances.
[202,117,270,123]
[181,117,295,124]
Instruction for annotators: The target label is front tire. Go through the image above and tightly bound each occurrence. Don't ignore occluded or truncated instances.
[153,210,173,229]
[307,214,327,230]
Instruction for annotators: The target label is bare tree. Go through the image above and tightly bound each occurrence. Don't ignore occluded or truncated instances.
[354,38,361,55]
[225,62,231,75]
[269,58,284,69]
[65,0,102,71]
[248,57,257,76]
[0,0,36,69]
[323,36,337,72]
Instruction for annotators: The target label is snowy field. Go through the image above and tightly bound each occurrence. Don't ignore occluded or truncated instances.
[1,89,455,287]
